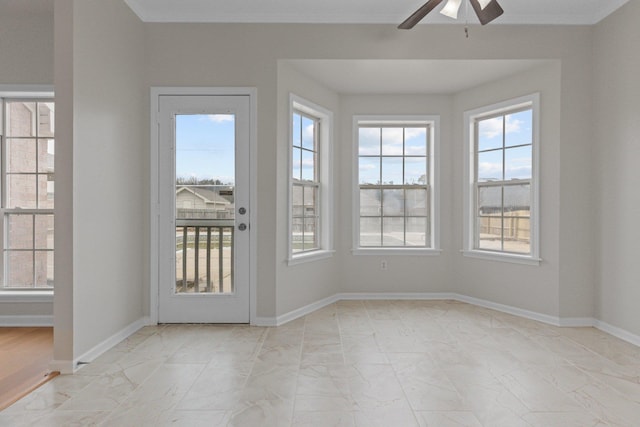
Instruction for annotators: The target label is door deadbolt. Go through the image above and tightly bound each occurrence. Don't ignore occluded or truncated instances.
[238,207,246,215]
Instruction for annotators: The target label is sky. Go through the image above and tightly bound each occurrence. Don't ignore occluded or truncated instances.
[358,127,428,185]
[175,114,235,184]
[477,109,533,181]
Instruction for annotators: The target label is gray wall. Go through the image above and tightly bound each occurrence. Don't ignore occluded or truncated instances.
[593,0,640,335]
[0,1,53,85]
[6,0,640,366]
[54,0,147,362]
[452,62,563,317]
[144,23,597,321]
[0,1,54,322]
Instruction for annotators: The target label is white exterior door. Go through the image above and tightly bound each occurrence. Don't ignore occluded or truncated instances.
[158,95,250,323]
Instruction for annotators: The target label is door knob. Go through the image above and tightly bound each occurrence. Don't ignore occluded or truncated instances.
[238,223,247,231]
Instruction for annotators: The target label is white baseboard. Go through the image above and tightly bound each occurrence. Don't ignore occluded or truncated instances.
[337,292,456,301]
[0,315,53,327]
[50,316,149,375]
[558,317,596,327]
[596,320,640,348]
[453,294,561,326]
[253,317,277,327]
[275,294,340,325]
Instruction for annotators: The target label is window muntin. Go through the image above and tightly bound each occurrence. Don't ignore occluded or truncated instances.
[291,110,320,254]
[1,99,55,289]
[357,122,432,249]
[470,99,536,258]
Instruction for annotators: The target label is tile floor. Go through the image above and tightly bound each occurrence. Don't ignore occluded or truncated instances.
[2,300,640,426]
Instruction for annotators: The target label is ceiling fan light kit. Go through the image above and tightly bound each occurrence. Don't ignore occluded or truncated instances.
[440,0,463,19]
[398,0,504,29]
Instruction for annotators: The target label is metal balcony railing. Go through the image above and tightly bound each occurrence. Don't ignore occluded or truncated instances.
[175,219,234,294]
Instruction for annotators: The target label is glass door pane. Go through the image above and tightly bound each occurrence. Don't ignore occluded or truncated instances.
[174,114,235,294]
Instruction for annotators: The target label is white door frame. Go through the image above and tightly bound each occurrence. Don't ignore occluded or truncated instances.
[149,87,257,324]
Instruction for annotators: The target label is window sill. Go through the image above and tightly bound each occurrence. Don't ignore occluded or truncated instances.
[288,249,335,266]
[0,290,54,303]
[352,248,442,256]
[462,250,541,266]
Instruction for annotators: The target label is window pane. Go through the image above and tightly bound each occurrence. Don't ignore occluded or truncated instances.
[292,113,301,147]
[477,116,503,151]
[301,149,315,181]
[405,127,427,155]
[359,128,380,155]
[7,175,37,208]
[478,185,502,216]
[38,139,55,173]
[303,217,318,250]
[381,128,403,155]
[505,145,532,180]
[478,216,502,251]
[477,150,503,182]
[7,214,33,249]
[406,189,427,216]
[292,147,301,180]
[404,157,427,185]
[7,139,36,173]
[406,217,427,246]
[382,189,404,216]
[360,217,381,247]
[360,189,381,216]
[38,102,55,138]
[35,251,54,288]
[301,116,315,150]
[505,109,532,147]
[7,251,34,287]
[39,174,54,208]
[292,185,303,216]
[381,157,402,185]
[303,186,316,216]
[503,184,531,254]
[382,217,404,246]
[359,157,380,185]
[503,217,530,254]
[34,214,54,249]
[292,218,304,252]
[504,184,530,216]
[6,101,36,137]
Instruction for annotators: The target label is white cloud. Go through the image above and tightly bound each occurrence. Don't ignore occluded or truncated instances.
[480,116,523,139]
[359,164,377,171]
[207,114,234,123]
[478,161,502,178]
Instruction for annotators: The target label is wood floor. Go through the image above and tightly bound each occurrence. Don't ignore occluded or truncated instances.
[0,327,57,411]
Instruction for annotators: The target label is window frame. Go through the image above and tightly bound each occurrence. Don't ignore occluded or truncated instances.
[287,94,334,265]
[352,115,441,256]
[463,93,541,265]
[0,88,55,294]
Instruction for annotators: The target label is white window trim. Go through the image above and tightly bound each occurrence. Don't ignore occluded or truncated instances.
[462,93,541,265]
[287,94,334,265]
[0,86,55,301]
[352,115,440,255]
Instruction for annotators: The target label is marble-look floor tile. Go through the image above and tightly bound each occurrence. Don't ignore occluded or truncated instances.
[7,301,640,427]
[415,410,482,427]
[292,410,355,427]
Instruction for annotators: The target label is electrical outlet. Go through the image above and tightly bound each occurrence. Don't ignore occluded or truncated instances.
[381,260,388,270]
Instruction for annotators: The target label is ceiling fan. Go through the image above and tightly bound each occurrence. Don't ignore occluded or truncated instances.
[398,0,504,29]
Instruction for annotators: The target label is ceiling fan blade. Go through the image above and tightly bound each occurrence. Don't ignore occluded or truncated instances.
[469,0,504,25]
[398,0,445,29]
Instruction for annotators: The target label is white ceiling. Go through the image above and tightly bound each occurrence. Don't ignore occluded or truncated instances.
[124,0,628,25]
[285,60,553,95]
